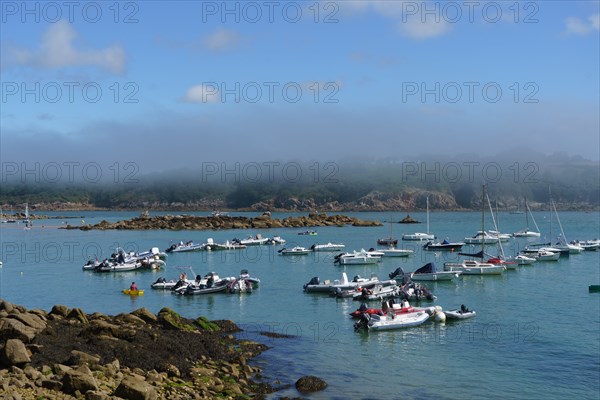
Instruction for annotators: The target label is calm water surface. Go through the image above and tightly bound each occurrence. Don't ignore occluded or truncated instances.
[1,210,599,399]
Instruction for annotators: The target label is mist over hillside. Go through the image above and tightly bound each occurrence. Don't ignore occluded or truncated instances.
[1,154,598,211]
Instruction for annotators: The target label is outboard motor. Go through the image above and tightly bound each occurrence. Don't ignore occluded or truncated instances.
[354,313,371,331]
[352,275,361,282]
[304,276,320,289]
[389,267,404,280]
[423,241,432,249]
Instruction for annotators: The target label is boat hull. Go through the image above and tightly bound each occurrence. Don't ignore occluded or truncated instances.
[367,312,430,331]
[410,271,461,281]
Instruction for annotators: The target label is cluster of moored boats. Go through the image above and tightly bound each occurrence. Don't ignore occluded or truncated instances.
[164,234,287,253]
[151,269,261,295]
[303,269,476,331]
[82,247,167,273]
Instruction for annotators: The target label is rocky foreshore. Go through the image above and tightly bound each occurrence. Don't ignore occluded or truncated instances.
[0,299,278,399]
[64,212,383,231]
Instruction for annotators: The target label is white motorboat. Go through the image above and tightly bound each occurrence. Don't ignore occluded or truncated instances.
[573,239,600,251]
[354,310,430,331]
[176,272,235,295]
[514,254,536,265]
[402,232,435,241]
[334,250,381,265]
[82,258,101,271]
[94,259,143,273]
[378,246,414,257]
[464,231,500,245]
[165,241,205,253]
[279,246,310,255]
[513,229,542,238]
[533,250,560,261]
[139,255,166,270]
[303,272,391,293]
[137,247,168,260]
[444,305,476,320]
[488,230,511,242]
[352,284,401,301]
[152,266,196,290]
[443,260,505,275]
[365,248,385,257]
[310,243,346,252]
[410,262,462,281]
[227,269,261,293]
[402,197,435,241]
[234,234,269,246]
[203,238,247,251]
[266,236,286,245]
[151,277,194,290]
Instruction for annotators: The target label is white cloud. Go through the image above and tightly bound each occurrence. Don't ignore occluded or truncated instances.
[398,18,452,39]
[5,21,125,73]
[202,29,241,52]
[181,84,221,103]
[565,13,600,35]
[338,0,450,39]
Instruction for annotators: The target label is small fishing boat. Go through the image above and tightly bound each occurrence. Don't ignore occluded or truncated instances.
[444,305,476,320]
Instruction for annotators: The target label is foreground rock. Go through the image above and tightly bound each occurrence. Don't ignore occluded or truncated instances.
[64,212,383,231]
[0,300,274,399]
[295,375,328,392]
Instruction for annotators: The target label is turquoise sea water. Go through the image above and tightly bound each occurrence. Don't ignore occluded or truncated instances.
[1,210,599,399]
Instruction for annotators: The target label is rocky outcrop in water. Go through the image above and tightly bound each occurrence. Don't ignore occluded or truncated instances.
[0,299,274,399]
[64,212,383,231]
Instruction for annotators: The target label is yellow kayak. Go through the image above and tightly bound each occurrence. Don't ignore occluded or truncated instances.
[123,289,144,295]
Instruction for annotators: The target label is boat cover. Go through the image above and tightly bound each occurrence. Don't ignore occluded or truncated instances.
[414,262,436,274]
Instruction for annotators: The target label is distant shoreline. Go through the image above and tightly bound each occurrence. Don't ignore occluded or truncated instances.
[2,204,598,215]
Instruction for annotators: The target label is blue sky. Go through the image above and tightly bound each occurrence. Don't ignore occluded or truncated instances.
[1,1,599,174]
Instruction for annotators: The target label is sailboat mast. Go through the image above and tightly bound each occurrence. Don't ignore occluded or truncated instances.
[524,197,529,228]
[426,197,430,234]
[552,199,568,244]
[481,185,485,256]
[487,192,505,259]
[548,187,552,243]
